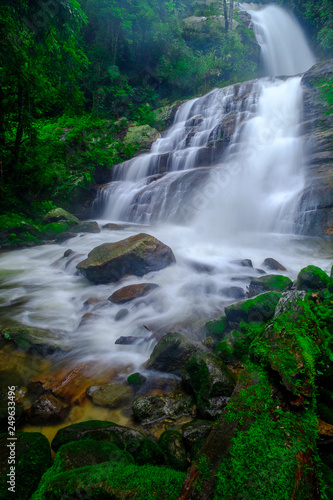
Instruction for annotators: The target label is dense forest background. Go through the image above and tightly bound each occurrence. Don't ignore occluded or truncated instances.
[0,0,332,235]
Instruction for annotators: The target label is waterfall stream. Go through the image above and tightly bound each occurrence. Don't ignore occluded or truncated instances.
[0,5,330,370]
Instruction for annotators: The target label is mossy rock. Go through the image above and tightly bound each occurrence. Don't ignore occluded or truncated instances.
[127,372,147,387]
[86,383,134,409]
[204,316,227,341]
[31,462,185,500]
[51,420,164,465]
[296,265,329,291]
[43,208,79,225]
[248,274,292,297]
[71,221,101,234]
[145,331,203,373]
[225,291,281,326]
[158,431,188,471]
[132,393,195,424]
[0,431,52,500]
[182,419,212,449]
[124,124,158,151]
[53,440,134,473]
[76,233,175,284]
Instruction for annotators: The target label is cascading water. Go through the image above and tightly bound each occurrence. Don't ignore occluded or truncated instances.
[0,5,330,370]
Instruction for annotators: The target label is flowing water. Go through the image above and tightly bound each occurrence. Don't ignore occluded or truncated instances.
[0,5,330,371]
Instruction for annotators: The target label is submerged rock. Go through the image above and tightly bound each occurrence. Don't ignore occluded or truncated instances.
[109,283,159,303]
[248,274,292,297]
[76,233,175,284]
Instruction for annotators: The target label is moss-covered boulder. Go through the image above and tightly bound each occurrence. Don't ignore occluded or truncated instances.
[109,283,159,304]
[204,316,227,342]
[43,208,79,225]
[145,331,204,373]
[124,124,158,151]
[0,321,70,355]
[51,420,164,465]
[225,291,281,326]
[53,440,134,473]
[0,431,52,500]
[296,265,330,291]
[26,394,70,425]
[132,394,195,424]
[31,462,185,500]
[248,274,292,297]
[86,383,134,408]
[182,419,212,450]
[76,233,175,284]
[158,431,188,471]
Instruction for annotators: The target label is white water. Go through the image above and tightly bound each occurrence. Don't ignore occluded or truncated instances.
[0,5,330,370]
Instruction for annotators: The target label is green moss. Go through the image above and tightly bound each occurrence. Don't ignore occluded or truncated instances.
[127,372,146,387]
[296,265,330,292]
[31,462,185,500]
[205,316,227,341]
[225,292,281,326]
[249,274,292,296]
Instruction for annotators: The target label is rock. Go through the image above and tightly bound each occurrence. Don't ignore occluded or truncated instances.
[26,394,70,425]
[71,221,100,233]
[127,372,147,388]
[132,394,195,424]
[31,462,185,500]
[185,259,215,274]
[0,322,70,355]
[219,286,246,299]
[225,292,281,326]
[63,249,73,258]
[102,223,127,230]
[248,274,292,297]
[183,352,235,398]
[52,440,134,473]
[262,258,287,271]
[182,419,212,449]
[76,233,175,284]
[145,331,204,373]
[51,420,164,465]
[232,259,253,267]
[158,431,188,471]
[124,124,159,151]
[154,101,185,130]
[87,383,134,408]
[115,336,151,345]
[43,208,79,225]
[109,283,159,303]
[198,396,231,420]
[205,316,227,342]
[185,115,204,127]
[0,431,52,499]
[115,308,129,321]
[296,265,330,291]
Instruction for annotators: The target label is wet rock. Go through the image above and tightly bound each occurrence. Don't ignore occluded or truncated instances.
[145,331,204,373]
[43,207,79,225]
[26,394,70,425]
[185,259,215,274]
[115,335,151,345]
[0,322,70,355]
[263,258,287,271]
[127,372,147,388]
[0,431,52,499]
[205,316,227,342]
[54,231,77,242]
[132,394,195,424]
[115,308,129,321]
[232,259,253,267]
[154,101,185,130]
[225,291,281,326]
[53,440,134,473]
[219,286,246,299]
[296,265,330,291]
[182,419,212,449]
[158,430,188,471]
[102,223,127,230]
[76,233,175,284]
[248,274,292,297]
[198,396,231,419]
[109,283,159,304]
[71,221,100,233]
[185,115,204,127]
[86,383,134,409]
[51,420,164,465]
[63,249,73,258]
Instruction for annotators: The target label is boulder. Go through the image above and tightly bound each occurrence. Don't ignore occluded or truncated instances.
[0,431,52,499]
[154,101,185,130]
[145,331,204,373]
[76,233,175,284]
[102,223,127,230]
[225,292,281,326]
[52,440,134,473]
[43,208,79,225]
[158,431,188,471]
[132,394,195,424]
[262,258,286,271]
[296,265,330,291]
[51,420,164,465]
[26,394,70,425]
[86,383,134,408]
[124,124,159,151]
[248,274,292,297]
[182,419,212,449]
[71,221,100,233]
[205,316,227,342]
[109,283,159,303]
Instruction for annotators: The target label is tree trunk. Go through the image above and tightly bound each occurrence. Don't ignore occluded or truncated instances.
[222,0,229,34]
[229,0,234,32]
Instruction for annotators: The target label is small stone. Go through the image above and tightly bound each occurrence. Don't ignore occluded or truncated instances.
[127,373,147,387]
[63,249,73,258]
[115,309,129,321]
[263,258,287,271]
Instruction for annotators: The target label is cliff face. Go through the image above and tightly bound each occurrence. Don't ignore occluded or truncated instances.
[298,60,333,237]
